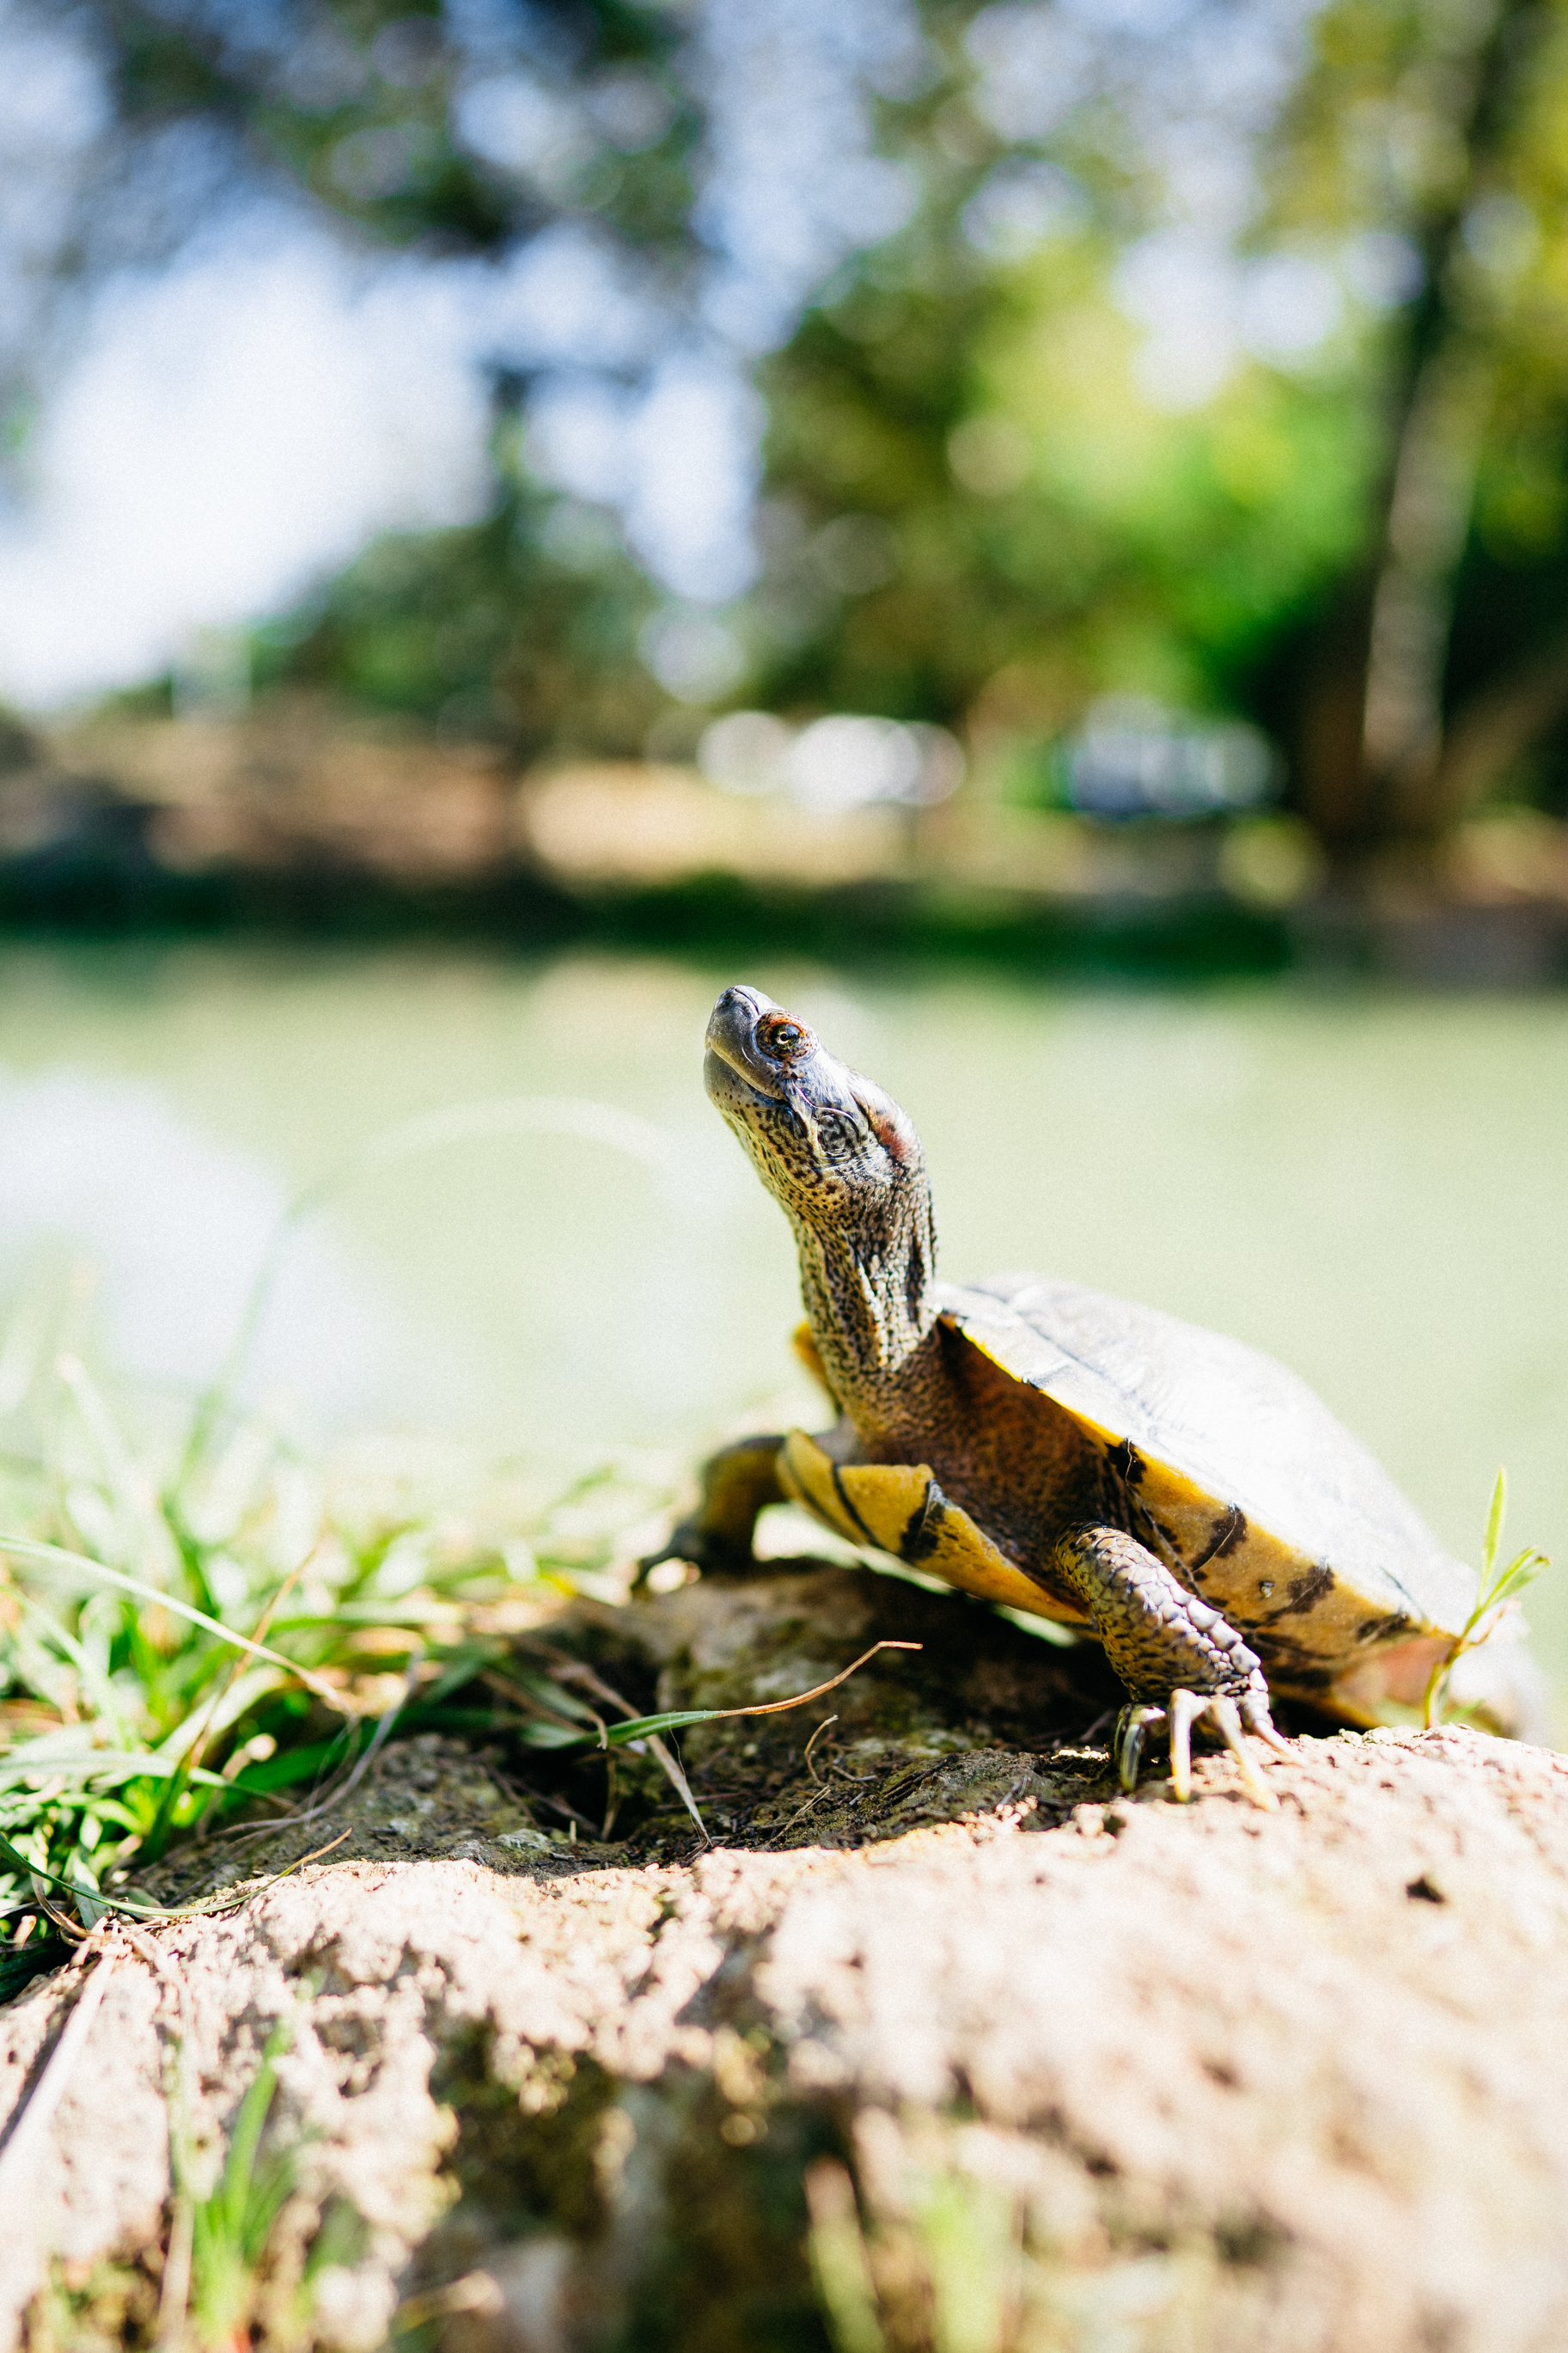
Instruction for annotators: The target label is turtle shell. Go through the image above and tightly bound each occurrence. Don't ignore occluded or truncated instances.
[948,1272,1485,1715]
[781,1271,1487,1725]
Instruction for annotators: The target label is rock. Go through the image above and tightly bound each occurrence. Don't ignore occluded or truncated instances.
[3,1565,1568,2352]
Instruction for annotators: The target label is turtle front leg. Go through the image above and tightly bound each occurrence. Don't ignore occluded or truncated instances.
[638,1433,788,1582]
[1046,1525,1292,1806]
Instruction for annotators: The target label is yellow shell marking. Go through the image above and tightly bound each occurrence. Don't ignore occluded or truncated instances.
[778,1429,1088,1626]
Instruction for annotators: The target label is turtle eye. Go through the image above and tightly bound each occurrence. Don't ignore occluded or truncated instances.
[760,1017,808,1059]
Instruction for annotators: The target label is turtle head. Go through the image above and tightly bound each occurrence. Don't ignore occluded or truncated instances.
[705,985,923,1222]
[705,985,937,1393]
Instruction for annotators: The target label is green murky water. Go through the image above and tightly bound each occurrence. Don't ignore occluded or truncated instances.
[2,941,1565,1694]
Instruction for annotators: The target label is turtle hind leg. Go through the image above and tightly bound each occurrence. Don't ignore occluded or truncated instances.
[1046,1524,1291,1808]
[638,1433,788,1584]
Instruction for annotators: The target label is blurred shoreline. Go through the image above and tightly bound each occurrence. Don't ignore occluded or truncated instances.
[3,696,1566,987]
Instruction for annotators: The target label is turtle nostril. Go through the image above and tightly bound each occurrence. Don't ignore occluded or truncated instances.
[707,986,772,1060]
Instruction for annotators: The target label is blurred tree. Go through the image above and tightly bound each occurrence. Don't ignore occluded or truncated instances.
[29,0,1568,863]
[101,0,691,256]
[68,0,692,747]
[66,0,934,749]
[746,5,1377,767]
[253,395,666,757]
[750,85,1374,743]
[751,0,1568,862]
[1272,0,1568,854]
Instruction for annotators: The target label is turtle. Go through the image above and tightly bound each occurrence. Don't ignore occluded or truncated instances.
[646,983,1541,1801]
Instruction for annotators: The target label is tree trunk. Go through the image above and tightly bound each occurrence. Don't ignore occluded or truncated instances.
[1295,0,1549,862]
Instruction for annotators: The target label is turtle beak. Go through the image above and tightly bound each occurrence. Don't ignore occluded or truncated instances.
[705,984,791,1105]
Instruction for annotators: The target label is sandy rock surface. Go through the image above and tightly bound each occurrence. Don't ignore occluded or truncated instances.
[3,1567,1568,2353]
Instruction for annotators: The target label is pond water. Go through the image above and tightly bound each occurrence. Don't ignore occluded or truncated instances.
[2,940,1565,1704]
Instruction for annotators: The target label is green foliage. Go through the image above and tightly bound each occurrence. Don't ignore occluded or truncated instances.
[183,2020,298,2349]
[81,0,1568,833]
[109,0,690,260]
[151,2012,369,2352]
[251,450,664,758]
[0,1346,672,1947]
[0,1091,697,1953]
[807,2155,1026,2353]
[38,0,1568,847]
[755,235,1385,738]
[1425,1469,1550,1728]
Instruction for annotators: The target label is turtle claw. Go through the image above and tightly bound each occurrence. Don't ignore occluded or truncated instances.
[1114,1686,1289,1808]
[1238,1689,1296,1759]
[1117,1704,1163,1792]
[1167,1688,1205,1802]
[1208,1693,1278,1808]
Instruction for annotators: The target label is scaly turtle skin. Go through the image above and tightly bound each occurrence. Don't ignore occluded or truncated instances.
[650,985,1540,1801]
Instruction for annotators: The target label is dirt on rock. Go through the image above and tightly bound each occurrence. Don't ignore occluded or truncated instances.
[3,1562,1568,2353]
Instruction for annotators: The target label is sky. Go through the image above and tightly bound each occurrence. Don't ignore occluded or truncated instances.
[0,204,772,707]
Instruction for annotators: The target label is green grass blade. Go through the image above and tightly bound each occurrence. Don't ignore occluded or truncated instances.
[223,1733,360,1798]
[0,1828,108,1912]
[806,2160,886,2353]
[56,1354,183,1589]
[491,1665,604,1723]
[1426,1470,1551,1727]
[0,1534,349,1710]
[562,1641,923,1750]
[0,1744,230,1794]
[601,1707,739,1745]
[9,1584,130,1744]
[1491,1546,1549,1610]
[219,2021,290,2240]
[508,1719,592,1749]
[1481,1468,1508,1589]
